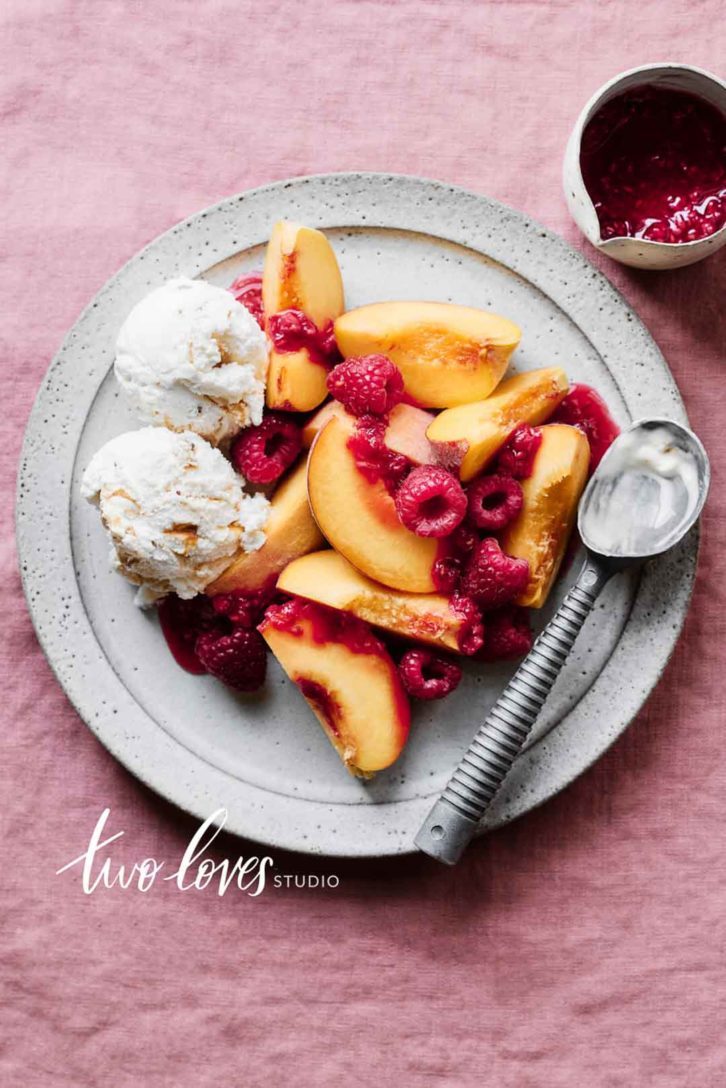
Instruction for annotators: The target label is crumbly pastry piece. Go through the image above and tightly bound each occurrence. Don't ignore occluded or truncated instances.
[115,277,268,444]
[81,428,270,606]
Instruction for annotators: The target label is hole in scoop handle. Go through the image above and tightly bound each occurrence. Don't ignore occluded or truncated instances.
[415,559,612,865]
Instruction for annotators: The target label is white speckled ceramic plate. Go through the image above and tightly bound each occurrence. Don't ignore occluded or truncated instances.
[17,174,697,857]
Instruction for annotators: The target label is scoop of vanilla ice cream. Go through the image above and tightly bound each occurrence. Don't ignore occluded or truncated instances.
[115,277,268,445]
[81,427,270,606]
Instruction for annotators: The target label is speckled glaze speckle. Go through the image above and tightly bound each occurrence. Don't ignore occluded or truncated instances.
[16,173,698,857]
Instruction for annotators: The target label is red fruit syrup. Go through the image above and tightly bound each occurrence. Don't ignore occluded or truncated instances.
[580,85,726,244]
[551,384,620,471]
[267,309,340,366]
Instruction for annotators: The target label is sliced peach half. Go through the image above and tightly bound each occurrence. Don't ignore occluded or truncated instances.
[263,221,344,412]
[501,423,589,608]
[259,599,410,777]
[307,413,440,593]
[302,401,437,465]
[206,458,323,595]
[426,367,569,482]
[278,550,479,654]
[333,301,521,408]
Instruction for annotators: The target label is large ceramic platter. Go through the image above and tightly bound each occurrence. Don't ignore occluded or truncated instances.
[16,174,696,857]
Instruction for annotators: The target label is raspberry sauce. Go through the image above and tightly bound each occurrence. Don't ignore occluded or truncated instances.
[295,678,341,736]
[551,384,620,471]
[347,415,411,495]
[261,598,385,655]
[261,598,412,731]
[580,85,726,244]
[230,273,265,328]
[267,309,340,367]
[496,425,543,480]
[157,595,216,674]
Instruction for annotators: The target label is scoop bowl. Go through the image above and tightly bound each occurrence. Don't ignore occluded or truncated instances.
[579,418,710,562]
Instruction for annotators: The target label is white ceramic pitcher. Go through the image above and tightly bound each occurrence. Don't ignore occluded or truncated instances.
[563,63,726,270]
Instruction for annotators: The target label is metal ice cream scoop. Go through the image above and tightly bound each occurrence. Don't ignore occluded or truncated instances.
[415,418,710,865]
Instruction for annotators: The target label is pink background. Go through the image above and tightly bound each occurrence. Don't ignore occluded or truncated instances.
[2,2,725,1085]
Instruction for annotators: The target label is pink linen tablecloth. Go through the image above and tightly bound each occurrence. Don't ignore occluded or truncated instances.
[2,2,725,1085]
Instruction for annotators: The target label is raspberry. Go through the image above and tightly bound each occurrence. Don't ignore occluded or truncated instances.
[399,649,462,700]
[261,597,384,654]
[450,523,479,558]
[327,355,404,417]
[267,308,319,352]
[211,580,276,628]
[467,474,523,531]
[450,594,485,656]
[229,272,264,328]
[462,537,530,609]
[496,425,543,479]
[431,553,462,594]
[157,594,219,674]
[230,413,302,485]
[394,465,467,538]
[347,415,411,494]
[195,627,267,692]
[478,606,533,661]
[267,310,340,366]
[316,321,340,362]
[429,525,479,595]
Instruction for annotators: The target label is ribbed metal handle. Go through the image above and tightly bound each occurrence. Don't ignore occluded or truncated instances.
[415,559,612,864]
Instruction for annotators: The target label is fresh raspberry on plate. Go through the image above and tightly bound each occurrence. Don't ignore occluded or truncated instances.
[496,425,542,479]
[229,272,264,328]
[450,522,479,558]
[230,413,302,485]
[431,551,462,595]
[394,465,467,538]
[211,581,276,628]
[462,537,530,609]
[467,473,523,531]
[195,626,267,692]
[327,354,404,416]
[267,308,319,352]
[429,525,479,596]
[450,594,485,656]
[347,415,411,494]
[398,648,462,700]
[478,606,533,661]
[316,321,340,362]
[267,310,340,366]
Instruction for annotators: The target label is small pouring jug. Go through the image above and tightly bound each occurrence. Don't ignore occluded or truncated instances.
[563,63,726,270]
[416,419,710,865]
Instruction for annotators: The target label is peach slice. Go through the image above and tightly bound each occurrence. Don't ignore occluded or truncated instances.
[333,301,521,408]
[263,221,345,411]
[501,423,589,608]
[206,458,323,595]
[426,367,569,482]
[301,399,345,448]
[307,414,440,593]
[302,401,437,465]
[259,599,410,777]
[278,550,476,653]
